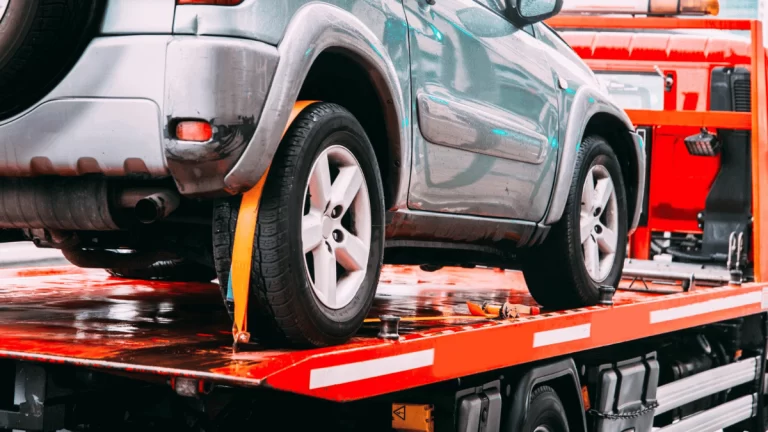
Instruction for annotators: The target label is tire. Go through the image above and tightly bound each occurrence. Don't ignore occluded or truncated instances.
[0,0,102,119]
[212,102,385,347]
[106,259,217,283]
[523,135,628,309]
[518,386,570,432]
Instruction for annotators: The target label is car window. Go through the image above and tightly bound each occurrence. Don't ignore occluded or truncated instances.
[594,72,665,110]
[472,0,536,36]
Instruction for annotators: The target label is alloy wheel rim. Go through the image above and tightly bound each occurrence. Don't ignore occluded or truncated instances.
[301,145,371,310]
[579,164,619,282]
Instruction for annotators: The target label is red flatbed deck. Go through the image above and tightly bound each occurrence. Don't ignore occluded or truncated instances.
[0,265,766,402]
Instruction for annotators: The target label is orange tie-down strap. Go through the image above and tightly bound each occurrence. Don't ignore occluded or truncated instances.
[230,101,318,346]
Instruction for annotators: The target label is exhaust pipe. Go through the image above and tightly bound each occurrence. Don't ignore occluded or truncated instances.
[133,191,181,224]
[0,179,182,230]
[117,188,182,224]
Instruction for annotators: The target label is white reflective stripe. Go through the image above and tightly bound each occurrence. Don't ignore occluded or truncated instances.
[762,287,768,309]
[309,349,435,390]
[533,324,591,348]
[650,291,761,324]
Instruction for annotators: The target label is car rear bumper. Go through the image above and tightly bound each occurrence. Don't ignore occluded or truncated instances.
[0,35,278,197]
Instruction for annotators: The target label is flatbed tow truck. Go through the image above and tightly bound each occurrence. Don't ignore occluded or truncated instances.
[2,12,768,432]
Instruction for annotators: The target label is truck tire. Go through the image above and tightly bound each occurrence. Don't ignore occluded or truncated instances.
[523,135,628,309]
[520,386,570,432]
[213,102,385,347]
[106,260,217,283]
[0,0,102,119]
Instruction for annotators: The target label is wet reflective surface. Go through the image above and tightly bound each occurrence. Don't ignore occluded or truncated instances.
[0,264,669,383]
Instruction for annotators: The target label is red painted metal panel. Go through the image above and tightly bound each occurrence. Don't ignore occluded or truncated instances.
[547,16,753,31]
[0,265,764,401]
[552,18,766,275]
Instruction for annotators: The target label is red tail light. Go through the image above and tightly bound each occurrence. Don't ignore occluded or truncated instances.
[176,121,213,142]
[176,0,244,5]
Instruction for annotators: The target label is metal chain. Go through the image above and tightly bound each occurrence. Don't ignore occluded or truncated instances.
[587,401,659,420]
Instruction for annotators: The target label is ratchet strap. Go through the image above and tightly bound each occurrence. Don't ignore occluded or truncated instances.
[230,101,318,348]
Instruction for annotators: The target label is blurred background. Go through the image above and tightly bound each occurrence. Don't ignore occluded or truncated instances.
[722,0,758,20]
[0,241,66,268]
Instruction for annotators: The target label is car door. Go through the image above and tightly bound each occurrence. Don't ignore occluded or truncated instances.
[404,0,560,221]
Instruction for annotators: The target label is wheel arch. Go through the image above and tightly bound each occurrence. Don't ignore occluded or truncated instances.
[223,3,408,210]
[544,86,645,235]
[582,112,643,235]
[506,358,587,432]
[296,48,402,210]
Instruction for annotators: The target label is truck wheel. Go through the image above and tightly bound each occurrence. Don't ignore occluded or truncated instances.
[521,386,570,432]
[106,260,216,282]
[523,135,628,309]
[212,102,385,347]
[0,0,101,119]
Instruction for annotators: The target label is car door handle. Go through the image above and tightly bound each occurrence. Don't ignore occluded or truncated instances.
[426,0,435,4]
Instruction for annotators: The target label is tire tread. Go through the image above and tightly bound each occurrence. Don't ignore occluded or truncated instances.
[523,385,569,432]
[0,0,98,118]
[213,102,384,347]
[523,135,628,309]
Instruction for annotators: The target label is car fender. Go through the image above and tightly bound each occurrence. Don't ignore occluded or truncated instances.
[223,2,408,197]
[545,85,645,234]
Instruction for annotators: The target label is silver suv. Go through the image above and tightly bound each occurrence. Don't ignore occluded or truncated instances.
[0,0,644,347]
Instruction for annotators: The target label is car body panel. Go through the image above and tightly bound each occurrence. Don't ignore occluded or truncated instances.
[628,129,645,233]
[0,33,278,196]
[403,0,560,220]
[532,23,644,232]
[174,0,290,45]
[102,0,176,34]
[544,83,638,222]
[164,37,279,196]
[415,92,549,165]
[217,2,412,206]
[0,36,171,178]
[0,99,165,177]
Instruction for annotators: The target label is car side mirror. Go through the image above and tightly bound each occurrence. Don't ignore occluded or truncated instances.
[506,0,563,25]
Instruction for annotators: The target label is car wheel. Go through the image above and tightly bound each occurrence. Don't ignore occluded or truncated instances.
[106,259,216,282]
[523,135,628,309]
[515,386,570,432]
[0,0,102,119]
[212,102,385,347]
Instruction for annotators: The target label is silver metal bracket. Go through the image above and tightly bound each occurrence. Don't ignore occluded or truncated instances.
[621,259,734,294]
